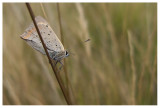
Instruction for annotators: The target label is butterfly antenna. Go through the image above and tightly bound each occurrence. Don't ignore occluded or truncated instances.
[67,48,75,56]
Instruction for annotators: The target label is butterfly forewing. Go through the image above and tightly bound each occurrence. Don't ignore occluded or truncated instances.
[20,16,64,55]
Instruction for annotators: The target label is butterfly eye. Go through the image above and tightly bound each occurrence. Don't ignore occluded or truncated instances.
[66,51,69,56]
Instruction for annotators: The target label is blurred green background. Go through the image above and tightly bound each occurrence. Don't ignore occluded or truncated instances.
[3,3,157,105]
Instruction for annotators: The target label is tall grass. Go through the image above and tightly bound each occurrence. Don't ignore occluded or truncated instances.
[3,3,157,105]
[128,31,136,105]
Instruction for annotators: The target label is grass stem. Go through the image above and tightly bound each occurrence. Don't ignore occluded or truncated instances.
[26,3,72,105]
[128,31,136,105]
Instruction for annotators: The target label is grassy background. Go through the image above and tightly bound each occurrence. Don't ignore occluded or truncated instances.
[3,3,157,105]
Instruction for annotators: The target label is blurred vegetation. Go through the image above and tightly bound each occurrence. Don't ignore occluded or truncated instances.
[3,3,157,105]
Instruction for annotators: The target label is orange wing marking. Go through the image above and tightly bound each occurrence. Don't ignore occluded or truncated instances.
[23,25,43,39]
[23,28,36,39]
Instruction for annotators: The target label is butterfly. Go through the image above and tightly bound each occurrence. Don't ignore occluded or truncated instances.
[20,16,69,69]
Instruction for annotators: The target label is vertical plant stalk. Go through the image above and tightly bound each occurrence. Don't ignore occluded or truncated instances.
[128,31,136,105]
[56,3,69,98]
[25,3,72,105]
[40,3,48,20]
[102,4,119,64]
[57,3,77,104]
[76,3,91,57]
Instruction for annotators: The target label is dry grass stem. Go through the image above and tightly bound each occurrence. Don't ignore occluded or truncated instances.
[128,31,136,105]
[26,3,72,105]
[76,3,91,57]
[40,3,48,20]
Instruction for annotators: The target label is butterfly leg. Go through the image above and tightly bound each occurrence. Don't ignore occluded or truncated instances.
[54,60,58,67]
[59,61,64,71]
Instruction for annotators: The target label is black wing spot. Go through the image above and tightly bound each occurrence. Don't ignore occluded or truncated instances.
[46,25,48,27]
[56,45,57,46]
